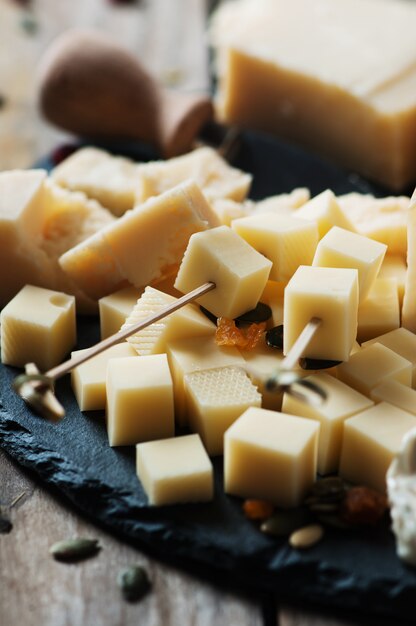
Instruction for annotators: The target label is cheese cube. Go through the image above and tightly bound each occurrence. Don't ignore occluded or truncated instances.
[166,336,245,426]
[254,189,310,214]
[339,402,416,493]
[174,225,272,319]
[232,213,318,282]
[71,343,137,411]
[106,354,174,446]
[121,286,215,357]
[362,328,416,387]
[1,285,76,371]
[99,286,143,339]
[379,255,407,307]
[135,146,252,204]
[402,206,416,333]
[60,181,219,300]
[260,280,285,327]
[136,434,213,505]
[185,366,261,455]
[242,339,285,411]
[283,265,358,362]
[371,381,416,416]
[313,226,387,301]
[282,373,374,475]
[337,343,412,397]
[224,407,319,507]
[211,198,248,226]
[357,278,400,343]
[295,190,355,239]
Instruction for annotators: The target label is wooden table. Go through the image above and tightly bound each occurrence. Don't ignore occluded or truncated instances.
[0,1,393,624]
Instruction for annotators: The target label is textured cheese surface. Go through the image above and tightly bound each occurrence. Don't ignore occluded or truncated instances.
[185,366,261,455]
[224,407,319,507]
[282,373,374,475]
[283,265,358,362]
[339,402,416,492]
[371,381,416,416]
[357,278,400,343]
[122,286,215,356]
[99,285,143,339]
[136,434,213,506]
[362,328,416,388]
[174,225,272,319]
[295,190,354,239]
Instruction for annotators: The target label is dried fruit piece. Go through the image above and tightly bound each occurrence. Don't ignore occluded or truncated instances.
[289,524,324,549]
[215,317,265,350]
[49,538,100,562]
[117,565,151,602]
[243,499,274,521]
[340,486,388,526]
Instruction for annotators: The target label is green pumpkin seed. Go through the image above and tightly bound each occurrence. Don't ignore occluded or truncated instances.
[117,565,151,602]
[49,538,100,562]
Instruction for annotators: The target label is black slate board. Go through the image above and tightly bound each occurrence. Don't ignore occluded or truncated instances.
[1,129,415,623]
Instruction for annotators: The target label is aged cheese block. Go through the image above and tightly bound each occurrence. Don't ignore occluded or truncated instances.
[121,286,215,356]
[313,226,387,302]
[371,380,416,416]
[71,343,137,411]
[224,407,319,507]
[379,255,407,307]
[174,225,272,319]
[362,328,416,388]
[52,147,139,216]
[284,265,358,362]
[185,366,261,456]
[282,373,374,475]
[339,402,416,492]
[357,277,400,343]
[232,213,318,282]
[106,354,174,446]
[60,181,219,300]
[136,434,213,506]
[1,285,76,371]
[166,336,245,426]
[99,285,143,339]
[295,190,354,239]
[210,0,416,190]
[402,205,416,333]
[135,146,252,204]
[337,343,412,397]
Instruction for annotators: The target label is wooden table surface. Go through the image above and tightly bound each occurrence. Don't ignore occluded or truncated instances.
[0,1,396,625]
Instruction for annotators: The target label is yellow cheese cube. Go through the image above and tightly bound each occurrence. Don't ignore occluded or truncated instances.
[284,265,358,362]
[242,339,285,411]
[211,198,248,226]
[371,380,416,416]
[402,206,416,333]
[59,181,219,300]
[174,225,272,319]
[379,255,407,307]
[260,280,285,327]
[106,354,174,446]
[1,285,76,371]
[71,343,137,411]
[295,190,355,239]
[362,328,416,387]
[121,286,215,357]
[337,343,412,397]
[99,286,143,339]
[282,373,374,475]
[135,146,252,204]
[185,366,261,456]
[52,147,139,216]
[357,278,400,343]
[224,407,319,507]
[254,189,310,214]
[166,336,245,426]
[232,213,318,282]
[313,226,387,302]
[136,434,213,506]
[339,402,416,492]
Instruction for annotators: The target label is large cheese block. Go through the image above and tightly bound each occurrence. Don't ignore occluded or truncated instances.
[210,0,416,190]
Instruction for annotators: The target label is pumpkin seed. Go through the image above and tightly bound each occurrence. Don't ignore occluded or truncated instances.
[261,508,311,537]
[289,524,324,549]
[299,357,342,370]
[49,538,100,562]
[265,325,284,350]
[235,302,272,326]
[117,565,151,602]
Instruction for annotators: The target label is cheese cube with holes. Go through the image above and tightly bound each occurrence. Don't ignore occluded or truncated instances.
[295,190,354,239]
[71,343,137,411]
[59,181,220,300]
[224,407,319,507]
[362,328,416,388]
[1,285,76,371]
[339,402,416,493]
[313,226,387,301]
[136,434,213,505]
[337,343,412,397]
[282,373,374,475]
[174,226,272,319]
[106,354,174,446]
[357,278,400,343]
[121,286,215,357]
[99,285,143,339]
[166,336,245,426]
[185,366,261,455]
[231,213,318,282]
[370,380,416,416]
[283,265,358,362]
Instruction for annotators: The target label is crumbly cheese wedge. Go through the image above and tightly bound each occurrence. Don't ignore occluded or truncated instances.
[52,147,139,216]
[295,190,355,239]
[211,0,416,190]
[60,181,219,300]
[357,277,400,343]
[371,380,416,416]
[135,146,252,204]
[402,205,416,333]
[362,328,416,388]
